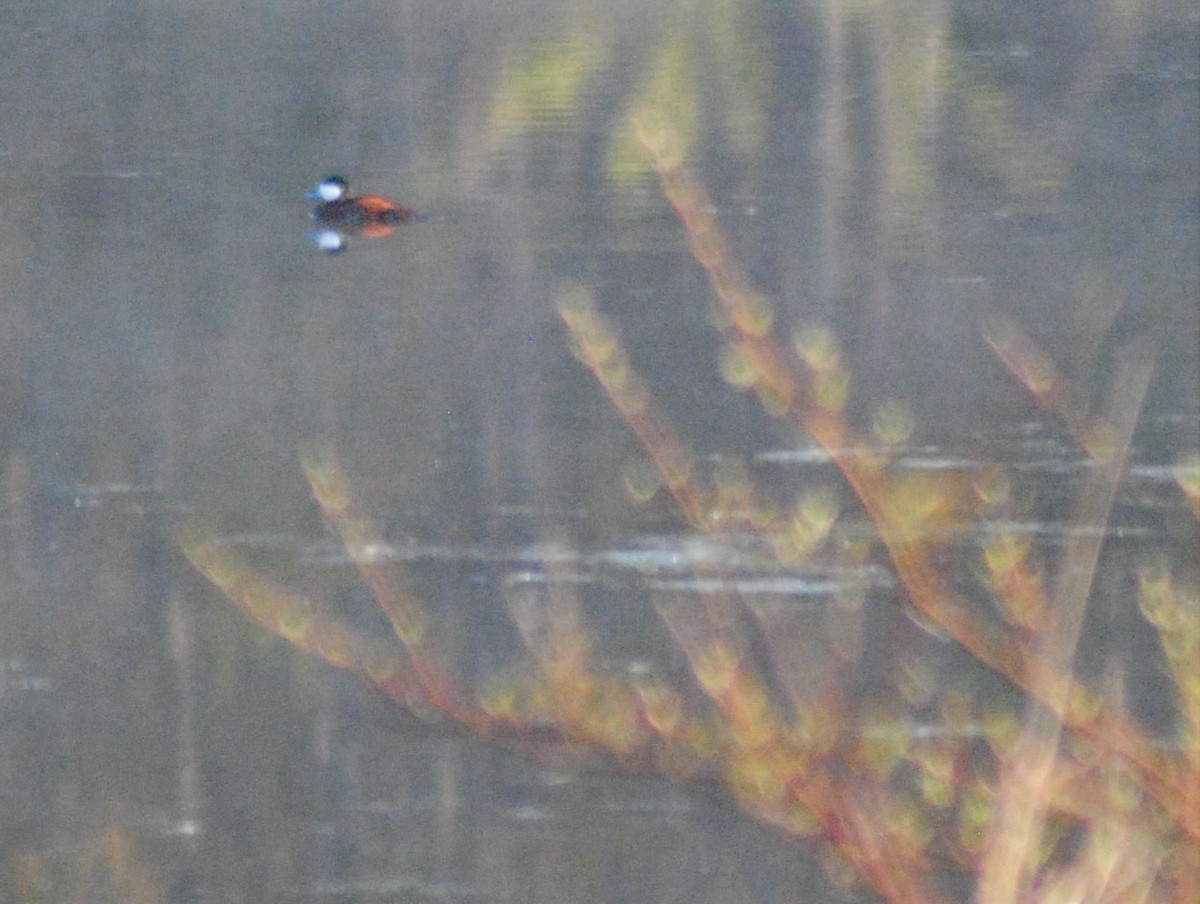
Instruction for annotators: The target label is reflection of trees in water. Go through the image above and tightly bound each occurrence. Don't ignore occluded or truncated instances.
[8,3,1195,901]
[184,94,1198,903]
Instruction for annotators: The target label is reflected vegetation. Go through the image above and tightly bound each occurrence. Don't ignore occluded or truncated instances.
[189,49,1194,904]
[3,1,1197,902]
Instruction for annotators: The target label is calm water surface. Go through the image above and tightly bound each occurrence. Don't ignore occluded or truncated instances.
[1,1,1196,901]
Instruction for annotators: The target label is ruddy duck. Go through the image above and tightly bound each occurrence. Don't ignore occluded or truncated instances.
[305,176,416,252]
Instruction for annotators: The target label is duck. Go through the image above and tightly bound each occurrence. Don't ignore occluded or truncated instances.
[305,176,416,251]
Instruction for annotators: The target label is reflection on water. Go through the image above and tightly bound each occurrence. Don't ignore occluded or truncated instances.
[1,0,1196,901]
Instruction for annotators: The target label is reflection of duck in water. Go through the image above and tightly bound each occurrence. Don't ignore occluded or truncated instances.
[305,176,417,253]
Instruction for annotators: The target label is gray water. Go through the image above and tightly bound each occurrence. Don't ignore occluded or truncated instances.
[1,1,1196,902]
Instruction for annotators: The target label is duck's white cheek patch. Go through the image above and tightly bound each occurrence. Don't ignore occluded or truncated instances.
[317,182,344,201]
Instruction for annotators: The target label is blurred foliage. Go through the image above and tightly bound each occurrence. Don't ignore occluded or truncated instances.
[488,28,606,145]
[179,1,1198,901]
[609,33,700,182]
[184,115,1197,904]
